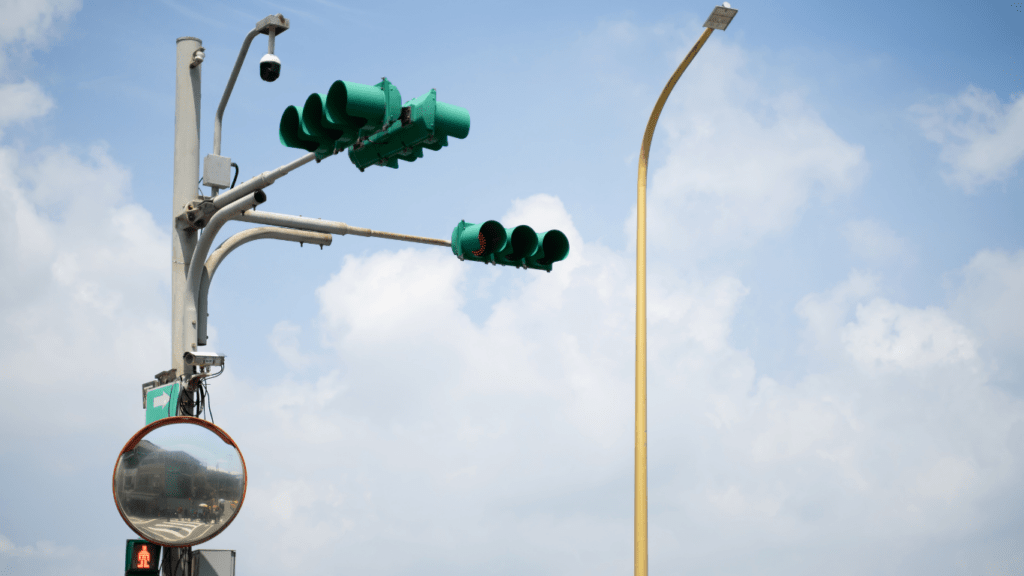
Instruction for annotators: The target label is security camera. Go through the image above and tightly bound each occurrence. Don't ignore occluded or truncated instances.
[190,47,205,69]
[259,53,281,82]
[184,351,226,367]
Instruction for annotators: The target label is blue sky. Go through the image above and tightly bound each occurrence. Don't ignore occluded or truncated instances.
[1,0,1023,575]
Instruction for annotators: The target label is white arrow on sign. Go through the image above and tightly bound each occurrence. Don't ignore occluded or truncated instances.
[152,392,170,409]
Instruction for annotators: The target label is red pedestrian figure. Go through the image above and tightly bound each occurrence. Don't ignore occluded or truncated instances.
[136,545,152,569]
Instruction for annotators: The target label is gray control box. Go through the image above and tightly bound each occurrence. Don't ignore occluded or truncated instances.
[203,154,232,189]
[194,550,235,576]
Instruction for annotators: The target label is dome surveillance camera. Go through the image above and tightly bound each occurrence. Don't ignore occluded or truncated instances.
[260,53,281,82]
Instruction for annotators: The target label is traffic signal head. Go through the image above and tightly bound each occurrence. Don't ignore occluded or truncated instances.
[125,539,161,575]
[280,78,399,155]
[280,77,469,168]
[451,220,569,272]
[347,86,471,171]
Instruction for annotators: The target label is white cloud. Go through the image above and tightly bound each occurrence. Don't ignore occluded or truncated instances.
[0,80,53,133]
[0,0,76,139]
[0,143,168,439]
[915,456,976,502]
[268,320,314,370]
[316,247,468,347]
[0,533,77,558]
[951,249,1024,352]
[216,182,1024,575]
[634,42,867,257]
[841,298,978,371]
[795,270,879,354]
[0,0,80,72]
[842,219,913,264]
[760,267,1024,563]
[948,249,1024,388]
[910,86,1024,192]
[0,0,79,47]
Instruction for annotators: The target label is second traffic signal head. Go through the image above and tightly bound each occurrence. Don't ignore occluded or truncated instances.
[451,220,569,272]
[347,86,471,171]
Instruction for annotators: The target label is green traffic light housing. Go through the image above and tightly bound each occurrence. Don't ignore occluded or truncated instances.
[279,77,470,170]
[125,539,161,575]
[451,220,569,272]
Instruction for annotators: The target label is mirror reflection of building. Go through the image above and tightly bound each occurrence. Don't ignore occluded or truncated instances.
[113,417,246,547]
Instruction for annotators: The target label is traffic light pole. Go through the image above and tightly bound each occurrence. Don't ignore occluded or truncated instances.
[172,36,202,388]
[168,35,203,576]
[151,12,559,575]
[162,28,451,576]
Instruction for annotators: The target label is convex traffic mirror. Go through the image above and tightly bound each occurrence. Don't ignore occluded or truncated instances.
[113,416,247,547]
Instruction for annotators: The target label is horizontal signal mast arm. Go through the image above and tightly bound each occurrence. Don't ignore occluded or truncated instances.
[234,209,451,247]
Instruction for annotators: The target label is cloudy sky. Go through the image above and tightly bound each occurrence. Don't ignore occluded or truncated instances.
[1,0,1023,574]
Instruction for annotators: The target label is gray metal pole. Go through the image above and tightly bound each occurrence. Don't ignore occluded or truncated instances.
[168,35,201,576]
[172,37,202,388]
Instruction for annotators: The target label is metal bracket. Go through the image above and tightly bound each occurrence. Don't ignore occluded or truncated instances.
[143,369,178,409]
[182,198,220,229]
[155,369,178,384]
[142,381,158,409]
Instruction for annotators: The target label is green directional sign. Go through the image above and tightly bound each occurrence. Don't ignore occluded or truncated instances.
[279,77,470,170]
[144,381,180,424]
[451,220,569,272]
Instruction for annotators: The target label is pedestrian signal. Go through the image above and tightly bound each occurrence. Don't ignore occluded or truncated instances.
[125,539,161,575]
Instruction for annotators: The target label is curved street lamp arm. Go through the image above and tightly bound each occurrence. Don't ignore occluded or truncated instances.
[213,26,260,158]
[213,14,290,158]
[197,226,332,345]
[635,5,736,575]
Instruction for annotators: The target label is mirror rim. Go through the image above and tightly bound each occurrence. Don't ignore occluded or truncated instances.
[112,416,248,548]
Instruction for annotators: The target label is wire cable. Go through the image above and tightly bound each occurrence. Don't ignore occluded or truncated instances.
[203,380,214,424]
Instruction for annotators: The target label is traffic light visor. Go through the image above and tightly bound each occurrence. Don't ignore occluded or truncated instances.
[326,80,386,129]
[279,105,320,152]
[300,93,346,143]
[454,221,507,259]
[527,229,569,267]
[500,225,539,263]
[435,101,470,139]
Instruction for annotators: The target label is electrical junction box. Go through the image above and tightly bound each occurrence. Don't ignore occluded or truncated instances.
[194,550,235,576]
[203,154,232,189]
